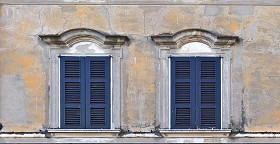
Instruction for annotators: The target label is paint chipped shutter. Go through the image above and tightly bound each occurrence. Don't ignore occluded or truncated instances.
[85,57,111,129]
[60,56,86,129]
[171,57,196,129]
[196,57,221,129]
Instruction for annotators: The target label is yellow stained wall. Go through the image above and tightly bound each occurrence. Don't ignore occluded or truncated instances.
[0,5,280,132]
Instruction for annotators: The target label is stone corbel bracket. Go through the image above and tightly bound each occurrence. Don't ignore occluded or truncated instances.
[151,29,238,49]
[38,28,129,48]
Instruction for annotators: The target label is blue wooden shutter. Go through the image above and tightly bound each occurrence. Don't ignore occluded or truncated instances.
[85,57,111,129]
[60,56,86,129]
[171,57,196,129]
[196,57,221,129]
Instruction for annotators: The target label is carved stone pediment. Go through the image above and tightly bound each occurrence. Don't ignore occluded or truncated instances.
[151,29,238,49]
[38,28,129,48]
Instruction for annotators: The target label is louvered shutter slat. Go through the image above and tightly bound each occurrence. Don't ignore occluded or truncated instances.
[65,60,80,78]
[90,82,106,103]
[90,61,106,78]
[175,61,190,78]
[91,108,106,125]
[201,82,216,103]
[65,108,81,125]
[175,82,190,103]
[201,61,216,79]
[201,108,216,125]
[65,82,81,103]
[175,108,191,126]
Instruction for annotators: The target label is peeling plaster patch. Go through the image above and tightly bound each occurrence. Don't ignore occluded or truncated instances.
[110,6,144,34]
[204,6,221,16]
[253,7,280,47]
[242,53,280,132]
[180,42,212,53]
[0,29,14,50]
[0,75,31,131]
[62,6,109,32]
[69,42,104,53]
[162,7,193,32]
[0,75,29,122]
[41,6,64,33]
[15,20,38,35]
[230,6,255,15]
[240,21,258,42]
[243,40,272,54]
[139,6,166,35]
[10,6,42,35]
[0,50,46,131]
[0,6,14,27]
[213,17,240,33]
[124,40,156,131]
[88,43,104,53]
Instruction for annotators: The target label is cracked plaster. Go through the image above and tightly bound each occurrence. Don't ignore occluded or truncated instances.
[0,4,280,134]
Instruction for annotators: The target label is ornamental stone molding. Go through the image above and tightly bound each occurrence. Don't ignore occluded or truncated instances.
[38,28,129,48]
[151,29,238,49]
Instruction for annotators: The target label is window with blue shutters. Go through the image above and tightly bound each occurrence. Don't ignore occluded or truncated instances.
[60,56,111,129]
[171,57,221,129]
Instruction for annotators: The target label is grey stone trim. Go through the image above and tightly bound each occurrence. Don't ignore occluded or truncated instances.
[46,129,120,138]
[3,135,280,143]
[39,28,128,130]
[47,52,123,130]
[160,129,232,137]
[151,29,238,48]
[39,28,129,48]
[2,0,280,6]
[47,129,120,132]
[152,29,238,130]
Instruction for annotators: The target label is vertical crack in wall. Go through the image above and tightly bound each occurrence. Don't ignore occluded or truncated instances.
[38,6,43,34]
[240,93,245,132]
[104,5,115,34]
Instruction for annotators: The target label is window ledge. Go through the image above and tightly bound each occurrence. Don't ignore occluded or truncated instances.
[159,129,231,138]
[47,129,120,138]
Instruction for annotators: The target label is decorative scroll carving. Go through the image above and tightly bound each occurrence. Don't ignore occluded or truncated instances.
[151,29,238,48]
[38,28,129,48]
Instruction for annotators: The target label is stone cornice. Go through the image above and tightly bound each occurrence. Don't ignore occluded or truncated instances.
[151,29,238,49]
[38,28,129,48]
[1,0,280,6]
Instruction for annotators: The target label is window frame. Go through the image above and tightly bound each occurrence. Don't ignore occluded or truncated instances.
[52,49,121,130]
[151,29,238,130]
[164,53,228,130]
[39,29,129,131]
[59,56,112,129]
[170,56,222,129]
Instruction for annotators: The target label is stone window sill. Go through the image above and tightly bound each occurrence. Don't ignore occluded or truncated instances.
[159,129,232,138]
[46,129,120,138]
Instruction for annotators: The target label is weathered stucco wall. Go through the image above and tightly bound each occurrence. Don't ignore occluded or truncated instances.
[0,3,280,133]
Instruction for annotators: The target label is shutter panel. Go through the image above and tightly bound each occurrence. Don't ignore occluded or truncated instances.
[60,57,86,129]
[196,57,221,129]
[171,57,196,129]
[85,57,111,129]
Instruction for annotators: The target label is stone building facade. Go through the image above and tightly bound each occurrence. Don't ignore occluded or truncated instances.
[1,0,280,143]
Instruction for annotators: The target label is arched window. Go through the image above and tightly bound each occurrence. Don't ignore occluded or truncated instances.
[151,29,238,134]
[39,29,128,134]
